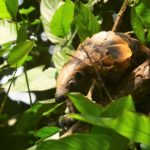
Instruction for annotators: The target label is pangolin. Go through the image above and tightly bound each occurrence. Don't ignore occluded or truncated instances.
[55,31,150,103]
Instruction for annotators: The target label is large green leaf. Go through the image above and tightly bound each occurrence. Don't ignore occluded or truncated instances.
[5,0,18,18]
[40,0,66,44]
[50,0,74,37]
[52,47,74,71]
[3,66,57,92]
[7,40,34,67]
[36,133,110,150]
[0,0,11,19]
[102,95,135,117]
[113,110,150,146]
[74,2,100,42]
[0,19,17,45]
[71,110,150,146]
[68,92,103,116]
[131,7,145,43]
[92,126,129,150]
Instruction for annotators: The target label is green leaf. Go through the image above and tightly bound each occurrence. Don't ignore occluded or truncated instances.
[50,0,74,37]
[146,29,150,45]
[113,110,150,146]
[52,47,74,71]
[140,144,150,150]
[131,7,145,43]
[7,40,35,67]
[0,0,11,19]
[19,6,35,15]
[5,0,18,18]
[40,0,67,43]
[71,110,150,146]
[2,66,57,92]
[102,95,135,117]
[15,99,60,133]
[33,126,60,140]
[17,24,27,42]
[68,92,103,116]
[0,19,17,45]
[86,0,102,7]
[36,133,110,150]
[92,126,129,150]
[135,1,150,27]
[74,2,100,42]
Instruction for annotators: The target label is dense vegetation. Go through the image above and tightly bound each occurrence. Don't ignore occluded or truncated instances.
[0,0,150,150]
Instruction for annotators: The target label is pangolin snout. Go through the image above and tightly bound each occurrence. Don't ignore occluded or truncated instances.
[55,94,67,103]
[55,89,68,103]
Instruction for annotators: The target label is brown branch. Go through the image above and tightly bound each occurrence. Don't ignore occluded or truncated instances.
[112,0,129,31]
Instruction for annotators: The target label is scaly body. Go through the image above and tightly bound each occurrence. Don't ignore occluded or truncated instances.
[55,31,149,102]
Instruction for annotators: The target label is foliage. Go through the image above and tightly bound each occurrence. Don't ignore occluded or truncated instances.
[0,0,150,150]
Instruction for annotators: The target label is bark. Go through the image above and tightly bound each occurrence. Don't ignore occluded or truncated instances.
[117,60,150,114]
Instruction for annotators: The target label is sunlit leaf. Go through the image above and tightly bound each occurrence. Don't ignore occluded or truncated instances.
[68,92,103,116]
[3,66,57,92]
[50,0,74,37]
[0,0,11,19]
[36,133,110,150]
[40,0,66,44]
[7,40,35,67]
[71,110,150,146]
[0,20,17,45]
[52,47,74,71]
[74,2,100,42]
[102,95,135,117]
[19,6,35,15]
[86,0,102,7]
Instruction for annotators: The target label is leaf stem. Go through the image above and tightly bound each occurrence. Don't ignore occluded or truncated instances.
[24,66,32,106]
[0,70,17,114]
[66,29,77,47]
[112,0,129,31]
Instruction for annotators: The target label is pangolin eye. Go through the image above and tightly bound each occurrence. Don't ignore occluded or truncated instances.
[75,71,84,80]
[68,79,75,87]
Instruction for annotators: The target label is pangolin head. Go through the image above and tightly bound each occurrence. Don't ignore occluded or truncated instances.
[55,60,96,102]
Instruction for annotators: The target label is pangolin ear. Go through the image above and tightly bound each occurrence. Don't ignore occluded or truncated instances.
[107,44,132,63]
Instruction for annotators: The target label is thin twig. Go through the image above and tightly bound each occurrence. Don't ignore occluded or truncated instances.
[67,29,77,47]
[81,44,113,102]
[80,44,94,65]
[0,70,17,114]
[24,66,32,106]
[66,53,90,66]
[112,0,129,31]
